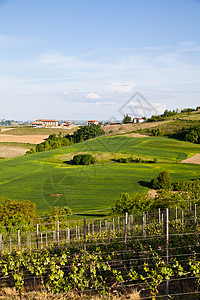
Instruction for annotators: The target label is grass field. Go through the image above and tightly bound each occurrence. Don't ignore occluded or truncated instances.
[0,135,199,214]
[0,126,78,135]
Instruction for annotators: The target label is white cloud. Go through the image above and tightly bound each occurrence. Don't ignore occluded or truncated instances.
[86,92,101,100]
[0,34,20,46]
[151,103,167,115]
[110,82,136,93]
[95,101,115,106]
[63,91,71,96]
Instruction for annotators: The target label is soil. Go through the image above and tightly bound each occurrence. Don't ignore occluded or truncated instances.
[0,134,48,144]
[0,146,29,158]
[181,153,200,165]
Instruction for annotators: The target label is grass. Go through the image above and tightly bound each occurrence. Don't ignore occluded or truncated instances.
[0,126,78,135]
[0,288,141,299]
[0,142,35,148]
[0,136,199,214]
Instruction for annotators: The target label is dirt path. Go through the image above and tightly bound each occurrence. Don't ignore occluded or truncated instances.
[0,128,14,132]
[0,134,48,144]
[181,153,200,165]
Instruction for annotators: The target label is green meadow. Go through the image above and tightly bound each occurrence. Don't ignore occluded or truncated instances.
[0,135,199,214]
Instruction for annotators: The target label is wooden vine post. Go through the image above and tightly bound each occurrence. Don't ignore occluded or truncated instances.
[84,217,86,254]
[194,204,197,233]
[17,230,21,251]
[36,224,39,249]
[56,221,59,248]
[0,234,2,256]
[164,208,169,298]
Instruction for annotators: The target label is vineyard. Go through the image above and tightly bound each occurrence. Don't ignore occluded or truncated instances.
[1,204,200,299]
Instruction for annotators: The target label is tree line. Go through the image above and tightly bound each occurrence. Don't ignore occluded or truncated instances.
[112,171,200,215]
[26,124,105,154]
[147,107,197,123]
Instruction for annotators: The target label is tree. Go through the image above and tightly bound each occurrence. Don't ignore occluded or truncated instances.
[151,171,172,190]
[0,199,37,229]
[123,114,132,124]
[72,154,96,165]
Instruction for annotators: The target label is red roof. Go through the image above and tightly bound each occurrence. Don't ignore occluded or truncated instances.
[36,119,58,122]
[88,120,98,122]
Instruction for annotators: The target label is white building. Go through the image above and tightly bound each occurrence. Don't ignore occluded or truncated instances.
[34,119,58,127]
[133,118,145,124]
[88,120,98,126]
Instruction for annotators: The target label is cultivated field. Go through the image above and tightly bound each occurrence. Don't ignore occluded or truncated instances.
[0,135,199,214]
[0,134,48,144]
[0,126,78,135]
[0,126,78,158]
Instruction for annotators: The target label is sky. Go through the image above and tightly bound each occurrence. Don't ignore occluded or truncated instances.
[0,0,200,121]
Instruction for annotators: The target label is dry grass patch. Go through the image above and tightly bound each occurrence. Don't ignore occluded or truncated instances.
[0,289,141,300]
[0,145,30,158]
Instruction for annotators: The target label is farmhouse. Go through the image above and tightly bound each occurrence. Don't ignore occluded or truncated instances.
[88,120,98,126]
[60,121,72,127]
[33,119,58,127]
[32,122,44,128]
[133,118,145,124]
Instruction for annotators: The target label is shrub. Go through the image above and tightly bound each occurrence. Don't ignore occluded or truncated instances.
[151,171,172,190]
[72,154,96,165]
[26,148,36,155]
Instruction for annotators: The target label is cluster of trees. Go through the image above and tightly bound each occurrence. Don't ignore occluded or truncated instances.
[0,199,72,231]
[147,108,197,123]
[147,110,178,122]
[0,199,37,229]
[112,171,200,215]
[151,171,172,190]
[113,157,156,163]
[139,124,200,144]
[171,125,200,144]
[26,124,105,154]
[72,154,96,165]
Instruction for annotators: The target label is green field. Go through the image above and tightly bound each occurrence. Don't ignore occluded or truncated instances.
[0,126,78,135]
[0,135,199,214]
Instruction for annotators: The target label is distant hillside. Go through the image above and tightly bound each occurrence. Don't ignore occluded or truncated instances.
[103,110,200,136]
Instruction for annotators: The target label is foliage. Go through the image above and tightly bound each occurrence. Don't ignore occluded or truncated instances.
[111,192,150,215]
[113,157,155,163]
[168,124,200,144]
[122,114,132,124]
[25,148,36,155]
[27,124,105,154]
[147,108,195,123]
[0,199,37,230]
[111,187,195,215]
[151,171,172,190]
[68,124,105,143]
[0,200,72,232]
[0,234,200,298]
[72,154,96,165]
[41,205,72,224]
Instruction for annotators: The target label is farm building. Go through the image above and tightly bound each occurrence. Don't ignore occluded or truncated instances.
[32,122,44,128]
[133,118,145,124]
[60,121,72,127]
[33,119,58,127]
[88,120,98,126]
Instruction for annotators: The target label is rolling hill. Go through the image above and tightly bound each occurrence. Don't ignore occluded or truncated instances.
[0,135,199,214]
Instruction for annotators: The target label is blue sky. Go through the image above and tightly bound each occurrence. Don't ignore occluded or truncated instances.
[0,0,200,120]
